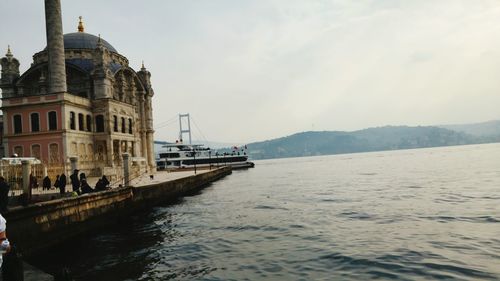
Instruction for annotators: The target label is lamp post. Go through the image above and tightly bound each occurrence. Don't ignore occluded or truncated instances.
[193,150,197,174]
[209,150,212,170]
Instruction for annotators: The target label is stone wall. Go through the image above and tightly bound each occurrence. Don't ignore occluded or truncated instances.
[3,167,232,256]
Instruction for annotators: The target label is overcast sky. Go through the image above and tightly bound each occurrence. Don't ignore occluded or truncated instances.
[1,0,500,143]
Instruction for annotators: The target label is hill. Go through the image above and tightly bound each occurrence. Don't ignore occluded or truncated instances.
[438,120,500,138]
[246,125,498,160]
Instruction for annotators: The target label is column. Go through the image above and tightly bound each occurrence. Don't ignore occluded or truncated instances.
[107,140,114,167]
[22,160,31,197]
[122,153,130,187]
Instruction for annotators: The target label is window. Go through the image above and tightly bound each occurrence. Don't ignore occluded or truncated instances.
[95,115,104,132]
[78,113,84,131]
[87,144,94,161]
[79,143,86,160]
[48,111,57,130]
[70,112,75,130]
[31,144,41,159]
[49,143,59,163]
[13,115,22,134]
[121,117,126,133]
[14,146,23,157]
[113,115,118,132]
[31,113,40,132]
[86,115,92,132]
[128,118,133,134]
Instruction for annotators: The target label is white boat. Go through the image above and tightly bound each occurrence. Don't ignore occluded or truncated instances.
[156,143,254,170]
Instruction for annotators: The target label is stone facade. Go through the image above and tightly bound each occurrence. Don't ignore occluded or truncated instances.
[0,2,156,177]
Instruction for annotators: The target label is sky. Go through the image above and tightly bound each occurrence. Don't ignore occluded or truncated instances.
[1,0,500,144]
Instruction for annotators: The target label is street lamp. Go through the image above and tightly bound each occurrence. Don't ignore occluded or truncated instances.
[193,150,197,174]
[208,150,212,170]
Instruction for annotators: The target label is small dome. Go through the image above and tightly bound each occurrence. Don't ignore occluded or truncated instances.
[61,32,117,53]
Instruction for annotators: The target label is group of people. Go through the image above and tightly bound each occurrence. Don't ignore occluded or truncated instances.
[28,171,111,196]
[69,169,110,195]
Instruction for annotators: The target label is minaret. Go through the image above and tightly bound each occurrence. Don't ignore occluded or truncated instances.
[138,62,155,171]
[0,45,20,98]
[44,0,67,94]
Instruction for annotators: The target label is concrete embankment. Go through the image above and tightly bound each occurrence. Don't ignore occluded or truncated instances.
[3,167,232,257]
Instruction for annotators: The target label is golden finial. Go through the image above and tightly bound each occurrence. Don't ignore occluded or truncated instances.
[141,60,145,69]
[78,16,84,32]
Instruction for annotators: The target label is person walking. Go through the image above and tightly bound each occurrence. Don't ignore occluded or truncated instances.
[70,169,80,193]
[0,178,9,213]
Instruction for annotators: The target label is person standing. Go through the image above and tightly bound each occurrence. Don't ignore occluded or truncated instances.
[70,169,80,193]
[0,214,11,269]
[42,176,51,191]
[29,173,38,190]
[58,173,67,195]
[101,175,110,188]
[0,178,9,213]
[54,175,60,190]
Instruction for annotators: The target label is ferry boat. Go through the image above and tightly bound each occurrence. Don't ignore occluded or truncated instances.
[156,143,255,170]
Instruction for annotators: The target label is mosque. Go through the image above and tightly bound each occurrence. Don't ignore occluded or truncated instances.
[0,0,156,177]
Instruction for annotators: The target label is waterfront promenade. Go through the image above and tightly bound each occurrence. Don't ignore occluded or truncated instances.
[10,170,201,195]
[3,167,232,279]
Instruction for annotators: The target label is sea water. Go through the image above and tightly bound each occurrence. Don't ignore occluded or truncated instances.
[34,143,500,280]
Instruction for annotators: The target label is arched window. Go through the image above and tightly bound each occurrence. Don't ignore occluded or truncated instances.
[86,115,92,132]
[14,146,23,157]
[113,115,118,132]
[87,144,94,161]
[121,117,126,133]
[78,113,84,131]
[95,115,105,132]
[13,115,22,134]
[31,144,41,159]
[49,143,60,163]
[31,113,40,132]
[48,111,57,130]
[79,143,86,160]
[69,112,75,130]
[128,118,133,134]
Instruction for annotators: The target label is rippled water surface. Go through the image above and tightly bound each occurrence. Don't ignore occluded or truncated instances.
[35,144,500,280]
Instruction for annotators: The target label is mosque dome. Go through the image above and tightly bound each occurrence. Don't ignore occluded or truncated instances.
[62,32,118,53]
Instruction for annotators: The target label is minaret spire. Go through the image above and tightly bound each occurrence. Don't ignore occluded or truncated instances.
[6,45,12,58]
[78,16,84,32]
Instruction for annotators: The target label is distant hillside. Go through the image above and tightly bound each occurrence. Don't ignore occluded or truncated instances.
[438,120,500,138]
[247,125,499,160]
